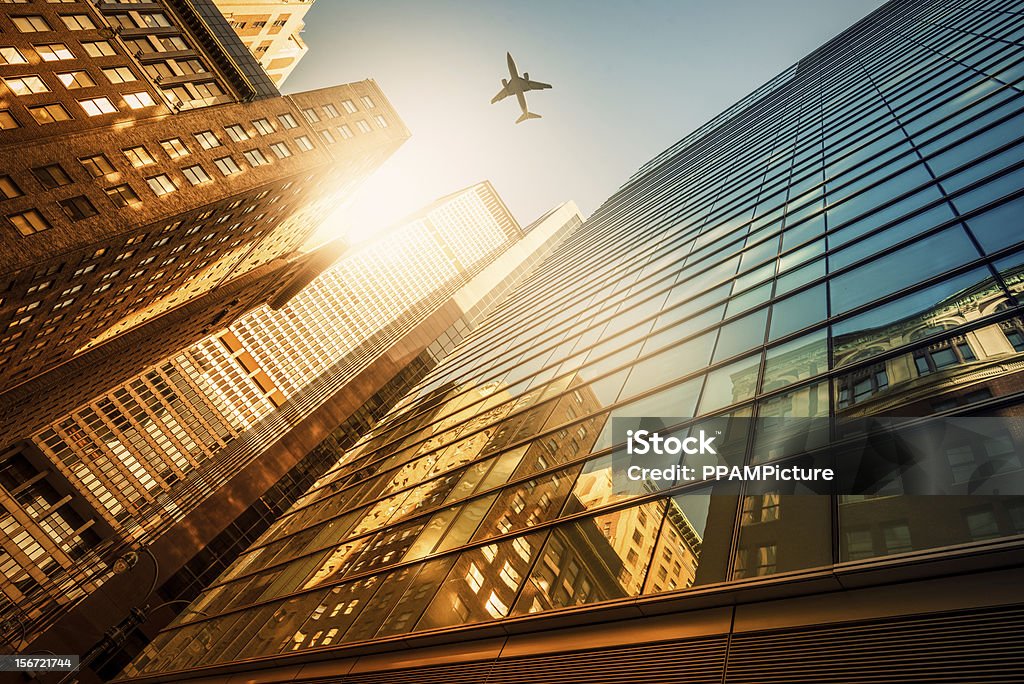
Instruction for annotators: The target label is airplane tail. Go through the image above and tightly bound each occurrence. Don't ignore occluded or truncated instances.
[516,111,542,124]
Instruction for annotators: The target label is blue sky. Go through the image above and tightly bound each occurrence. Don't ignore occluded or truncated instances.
[286,1,885,239]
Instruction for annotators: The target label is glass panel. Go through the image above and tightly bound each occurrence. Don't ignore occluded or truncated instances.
[830,227,979,315]
[832,267,1002,367]
[769,284,827,340]
[512,499,668,614]
[964,194,1024,255]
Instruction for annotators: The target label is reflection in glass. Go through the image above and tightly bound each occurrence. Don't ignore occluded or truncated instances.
[513,499,667,614]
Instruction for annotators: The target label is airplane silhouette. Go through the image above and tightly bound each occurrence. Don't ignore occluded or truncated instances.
[491,52,552,124]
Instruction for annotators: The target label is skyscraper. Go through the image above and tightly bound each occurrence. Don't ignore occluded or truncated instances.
[119,0,1024,681]
[4,184,579,673]
[0,1,409,441]
[214,0,315,87]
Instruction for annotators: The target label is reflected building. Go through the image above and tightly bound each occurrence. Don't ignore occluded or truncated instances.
[214,0,314,87]
[121,1,1024,682]
[9,196,582,680]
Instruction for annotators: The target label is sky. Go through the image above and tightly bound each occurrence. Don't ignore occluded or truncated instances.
[285,0,886,243]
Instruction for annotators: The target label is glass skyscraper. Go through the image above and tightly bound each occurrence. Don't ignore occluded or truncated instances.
[120,0,1024,680]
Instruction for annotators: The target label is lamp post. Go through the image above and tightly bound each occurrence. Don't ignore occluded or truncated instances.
[54,547,161,684]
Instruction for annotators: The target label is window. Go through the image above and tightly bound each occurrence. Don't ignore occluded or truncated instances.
[28,102,73,124]
[60,14,95,31]
[361,95,376,109]
[0,176,23,200]
[181,164,211,185]
[269,141,291,159]
[341,99,357,113]
[146,174,176,196]
[82,41,115,58]
[32,163,72,189]
[338,124,354,139]
[80,154,115,177]
[374,114,388,128]
[355,119,372,134]
[102,66,136,84]
[194,130,220,149]
[295,135,313,151]
[301,107,319,123]
[78,96,116,116]
[243,149,270,166]
[7,209,50,236]
[252,117,274,135]
[140,13,171,28]
[122,146,155,168]
[12,16,51,32]
[57,71,95,89]
[58,195,98,221]
[36,43,74,61]
[213,156,241,176]
[0,110,18,130]
[5,75,49,95]
[224,123,249,142]
[160,138,189,159]
[104,183,139,206]
[123,92,156,109]
[320,128,335,143]
[0,47,28,65]
[278,112,298,129]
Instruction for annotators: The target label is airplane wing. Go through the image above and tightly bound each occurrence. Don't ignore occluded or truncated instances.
[522,79,552,92]
[491,85,512,104]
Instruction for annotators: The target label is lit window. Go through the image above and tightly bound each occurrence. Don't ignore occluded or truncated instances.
[12,16,51,32]
[0,47,28,65]
[80,154,115,177]
[60,14,96,31]
[337,124,354,139]
[341,99,357,114]
[0,110,18,128]
[28,103,72,124]
[295,135,313,151]
[82,41,115,58]
[0,176,23,200]
[35,43,74,61]
[269,141,291,159]
[122,146,155,168]
[7,209,50,236]
[160,138,189,159]
[278,112,298,129]
[57,71,95,89]
[214,156,241,176]
[374,114,388,128]
[5,75,49,95]
[360,95,376,109]
[323,103,340,118]
[465,563,484,593]
[224,123,249,142]
[320,128,336,143]
[78,96,117,116]
[252,118,274,135]
[58,195,98,221]
[194,130,221,149]
[182,164,211,185]
[242,149,270,167]
[146,174,176,196]
[31,163,72,189]
[102,66,136,84]
[355,119,372,133]
[301,107,319,123]
[123,91,156,109]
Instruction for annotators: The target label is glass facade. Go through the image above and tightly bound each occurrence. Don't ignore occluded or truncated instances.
[122,0,1024,677]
